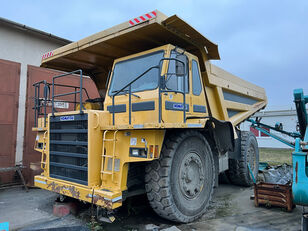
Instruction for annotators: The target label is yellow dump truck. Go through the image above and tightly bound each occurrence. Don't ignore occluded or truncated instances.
[33,10,267,222]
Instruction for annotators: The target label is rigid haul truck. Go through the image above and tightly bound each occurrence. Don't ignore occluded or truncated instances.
[33,10,267,222]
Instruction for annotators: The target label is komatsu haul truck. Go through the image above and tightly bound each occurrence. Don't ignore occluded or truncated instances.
[33,10,267,222]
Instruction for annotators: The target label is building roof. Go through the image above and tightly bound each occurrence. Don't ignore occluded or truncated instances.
[0,17,71,44]
[253,106,308,117]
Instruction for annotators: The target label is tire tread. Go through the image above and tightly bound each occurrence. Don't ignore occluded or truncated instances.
[227,131,259,186]
[145,130,215,223]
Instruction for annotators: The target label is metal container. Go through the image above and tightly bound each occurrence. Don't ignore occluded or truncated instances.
[254,182,294,212]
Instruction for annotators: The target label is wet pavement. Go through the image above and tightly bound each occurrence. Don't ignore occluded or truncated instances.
[0,184,302,230]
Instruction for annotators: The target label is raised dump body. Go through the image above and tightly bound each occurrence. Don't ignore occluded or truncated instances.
[33,10,267,223]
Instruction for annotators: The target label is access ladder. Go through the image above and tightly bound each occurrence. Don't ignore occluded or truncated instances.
[101,130,118,182]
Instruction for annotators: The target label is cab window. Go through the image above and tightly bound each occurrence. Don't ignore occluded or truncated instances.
[108,51,164,95]
[192,60,202,95]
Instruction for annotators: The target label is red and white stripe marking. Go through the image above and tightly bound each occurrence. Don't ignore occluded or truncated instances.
[42,51,54,60]
[129,10,157,26]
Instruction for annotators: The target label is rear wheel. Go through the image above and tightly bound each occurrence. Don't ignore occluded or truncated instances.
[145,131,215,223]
[227,131,259,186]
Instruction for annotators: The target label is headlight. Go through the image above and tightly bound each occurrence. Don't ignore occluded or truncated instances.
[129,148,147,158]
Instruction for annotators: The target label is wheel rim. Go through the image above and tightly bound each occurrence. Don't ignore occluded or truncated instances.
[179,152,205,199]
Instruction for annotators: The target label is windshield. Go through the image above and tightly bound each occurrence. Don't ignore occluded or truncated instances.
[108,51,164,95]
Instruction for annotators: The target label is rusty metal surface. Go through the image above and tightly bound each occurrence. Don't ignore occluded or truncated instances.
[46,181,81,199]
[254,182,294,212]
[24,65,100,185]
[85,193,115,209]
[35,176,117,210]
[0,58,20,184]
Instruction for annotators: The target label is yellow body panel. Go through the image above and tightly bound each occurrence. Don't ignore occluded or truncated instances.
[203,62,267,125]
[34,175,122,209]
[76,102,101,110]
[34,109,165,208]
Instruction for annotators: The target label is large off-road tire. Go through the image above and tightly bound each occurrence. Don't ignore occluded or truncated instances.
[145,131,215,223]
[227,131,259,186]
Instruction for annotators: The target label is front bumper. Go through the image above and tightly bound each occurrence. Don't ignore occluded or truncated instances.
[34,175,122,210]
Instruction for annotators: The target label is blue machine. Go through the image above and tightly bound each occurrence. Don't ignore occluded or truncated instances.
[248,88,308,206]
[292,89,308,205]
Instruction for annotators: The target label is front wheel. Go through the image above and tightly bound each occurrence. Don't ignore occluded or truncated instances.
[145,131,215,223]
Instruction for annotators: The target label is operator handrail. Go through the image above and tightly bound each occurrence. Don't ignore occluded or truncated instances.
[112,90,140,98]
[51,83,90,99]
[33,82,90,97]
[33,69,90,126]
[33,80,48,127]
[52,69,85,116]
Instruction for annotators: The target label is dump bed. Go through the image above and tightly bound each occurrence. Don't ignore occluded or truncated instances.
[40,10,219,91]
[40,10,267,125]
[205,63,267,125]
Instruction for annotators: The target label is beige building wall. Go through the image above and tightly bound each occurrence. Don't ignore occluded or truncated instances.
[0,18,70,165]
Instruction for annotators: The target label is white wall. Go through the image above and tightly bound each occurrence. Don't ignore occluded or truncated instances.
[0,23,68,165]
[241,109,299,149]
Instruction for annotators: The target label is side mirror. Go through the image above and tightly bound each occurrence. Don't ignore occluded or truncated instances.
[176,61,185,76]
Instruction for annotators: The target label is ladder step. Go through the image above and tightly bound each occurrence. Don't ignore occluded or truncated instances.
[101,130,118,181]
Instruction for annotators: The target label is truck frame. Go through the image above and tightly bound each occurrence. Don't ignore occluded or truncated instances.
[33,10,267,222]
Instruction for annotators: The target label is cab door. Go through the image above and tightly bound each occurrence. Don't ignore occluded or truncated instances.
[189,58,207,117]
[161,52,190,124]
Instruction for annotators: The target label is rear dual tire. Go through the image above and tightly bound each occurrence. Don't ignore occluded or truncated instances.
[227,131,259,186]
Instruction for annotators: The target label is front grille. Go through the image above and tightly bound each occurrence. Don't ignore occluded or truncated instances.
[49,114,88,185]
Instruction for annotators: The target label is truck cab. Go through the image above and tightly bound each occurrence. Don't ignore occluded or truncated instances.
[105,44,207,128]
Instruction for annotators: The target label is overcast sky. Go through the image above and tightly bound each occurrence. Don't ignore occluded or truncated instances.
[1,0,307,108]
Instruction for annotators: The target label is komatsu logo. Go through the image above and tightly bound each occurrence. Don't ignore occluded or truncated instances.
[173,104,184,109]
[60,115,74,121]
[173,104,188,110]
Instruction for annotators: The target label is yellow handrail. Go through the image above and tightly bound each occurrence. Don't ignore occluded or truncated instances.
[40,131,48,170]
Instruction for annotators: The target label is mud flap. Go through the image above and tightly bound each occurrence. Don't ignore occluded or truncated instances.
[228,129,241,160]
[206,117,235,154]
